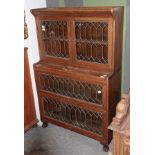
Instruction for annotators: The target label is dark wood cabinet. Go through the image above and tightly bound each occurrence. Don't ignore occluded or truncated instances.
[24,48,38,132]
[31,7,123,152]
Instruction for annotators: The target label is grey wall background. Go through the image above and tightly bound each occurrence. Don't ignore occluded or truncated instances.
[46,0,59,7]
[46,0,83,7]
[123,0,130,92]
[64,0,83,7]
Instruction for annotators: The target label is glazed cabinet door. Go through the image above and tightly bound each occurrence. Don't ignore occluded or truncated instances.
[71,18,113,71]
[41,94,103,136]
[36,71,104,106]
[36,16,72,64]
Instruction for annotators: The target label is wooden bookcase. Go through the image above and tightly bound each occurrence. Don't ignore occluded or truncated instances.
[31,7,123,152]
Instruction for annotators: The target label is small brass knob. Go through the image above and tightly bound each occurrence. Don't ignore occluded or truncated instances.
[42,25,46,31]
[97,90,102,94]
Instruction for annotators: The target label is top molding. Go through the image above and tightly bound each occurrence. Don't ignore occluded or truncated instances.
[31,6,123,17]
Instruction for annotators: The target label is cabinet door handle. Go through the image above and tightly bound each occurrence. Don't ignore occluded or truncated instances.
[42,25,46,31]
[97,90,102,94]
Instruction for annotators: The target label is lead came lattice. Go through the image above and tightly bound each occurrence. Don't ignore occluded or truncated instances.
[43,96,103,135]
[39,73,103,105]
[42,20,69,58]
[75,22,108,64]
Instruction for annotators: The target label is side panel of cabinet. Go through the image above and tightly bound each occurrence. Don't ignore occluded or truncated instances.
[107,70,122,142]
[113,8,124,72]
[109,70,121,110]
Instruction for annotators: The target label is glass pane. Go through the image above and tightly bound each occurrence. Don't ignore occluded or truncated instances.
[43,96,102,135]
[75,21,108,64]
[39,72,103,105]
[41,20,69,58]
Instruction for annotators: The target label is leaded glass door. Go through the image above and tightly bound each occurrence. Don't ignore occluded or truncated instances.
[38,17,72,64]
[42,95,103,135]
[72,18,113,71]
[38,72,103,105]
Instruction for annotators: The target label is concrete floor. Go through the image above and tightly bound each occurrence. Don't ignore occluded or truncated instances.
[24,124,112,155]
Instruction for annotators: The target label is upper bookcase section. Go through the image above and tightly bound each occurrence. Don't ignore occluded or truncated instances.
[31,7,123,73]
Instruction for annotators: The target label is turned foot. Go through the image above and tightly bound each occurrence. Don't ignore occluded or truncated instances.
[42,122,48,128]
[100,142,109,152]
[103,145,109,152]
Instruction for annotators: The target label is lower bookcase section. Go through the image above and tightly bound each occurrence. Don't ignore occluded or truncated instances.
[42,95,103,135]
[33,63,122,150]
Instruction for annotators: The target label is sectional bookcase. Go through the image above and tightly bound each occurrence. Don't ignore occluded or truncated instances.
[31,7,123,152]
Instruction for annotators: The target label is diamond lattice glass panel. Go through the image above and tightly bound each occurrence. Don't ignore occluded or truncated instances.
[41,21,69,58]
[43,96,102,135]
[75,22,108,64]
[39,73,102,105]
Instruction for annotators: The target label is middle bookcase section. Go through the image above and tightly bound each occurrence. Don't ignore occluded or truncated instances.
[38,72,103,105]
